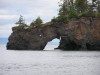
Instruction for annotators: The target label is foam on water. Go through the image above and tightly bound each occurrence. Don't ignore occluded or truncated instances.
[0,45,100,75]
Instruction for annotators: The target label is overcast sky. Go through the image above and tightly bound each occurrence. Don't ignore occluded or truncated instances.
[0,0,60,38]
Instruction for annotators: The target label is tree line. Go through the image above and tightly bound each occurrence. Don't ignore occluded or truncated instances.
[16,0,100,26]
[51,0,100,23]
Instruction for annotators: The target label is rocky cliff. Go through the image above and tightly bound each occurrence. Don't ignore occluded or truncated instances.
[7,17,100,50]
[7,25,59,50]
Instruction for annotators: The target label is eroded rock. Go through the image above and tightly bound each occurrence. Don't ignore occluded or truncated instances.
[7,17,100,50]
[7,25,59,50]
[58,17,100,50]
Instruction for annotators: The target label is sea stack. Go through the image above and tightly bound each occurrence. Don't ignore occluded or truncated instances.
[7,17,100,50]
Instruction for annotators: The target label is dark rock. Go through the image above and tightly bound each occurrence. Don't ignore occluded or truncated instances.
[7,17,100,50]
[57,17,100,50]
[7,25,59,50]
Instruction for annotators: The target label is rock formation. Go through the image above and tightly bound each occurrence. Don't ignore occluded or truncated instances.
[58,17,100,50]
[7,25,59,50]
[7,17,100,50]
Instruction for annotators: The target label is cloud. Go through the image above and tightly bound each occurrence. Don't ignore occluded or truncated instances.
[0,0,59,4]
[0,24,15,38]
[25,7,59,23]
[0,9,10,14]
[0,14,18,20]
[0,9,19,22]
[0,0,60,38]
[0,0,33,4]
[0,0,60,21]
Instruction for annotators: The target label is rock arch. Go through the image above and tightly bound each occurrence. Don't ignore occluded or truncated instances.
[7,25,60,50]
[7,17,100,50]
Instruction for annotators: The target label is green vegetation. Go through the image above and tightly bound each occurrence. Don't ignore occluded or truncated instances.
[16,16,43,28]
[15,15,27,26]
[75,0,88,13]
[51,0,100,24]
[16,0,100,27]
[30,17,43,26]
[68,6,78,19]
[51,15,68,24]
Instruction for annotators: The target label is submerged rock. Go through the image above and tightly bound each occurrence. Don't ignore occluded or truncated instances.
[7,17,100,50]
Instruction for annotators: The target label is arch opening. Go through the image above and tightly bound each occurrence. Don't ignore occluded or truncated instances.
[44,38,60,50]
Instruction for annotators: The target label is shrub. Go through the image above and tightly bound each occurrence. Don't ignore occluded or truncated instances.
[30,17,43,26]
[68,6,79,19]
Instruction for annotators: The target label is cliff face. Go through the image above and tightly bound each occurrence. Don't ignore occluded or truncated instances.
[58,17,100,50]
[7,25,59,50]
[7,17,100,50]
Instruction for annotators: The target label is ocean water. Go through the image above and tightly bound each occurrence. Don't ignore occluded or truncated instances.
[0,45,100,75]
[0,38,8,44]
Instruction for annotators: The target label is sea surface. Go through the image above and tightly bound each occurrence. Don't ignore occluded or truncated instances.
[0,44,100,75]
[0,38,8,44]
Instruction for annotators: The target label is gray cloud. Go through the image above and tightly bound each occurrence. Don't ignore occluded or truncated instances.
[0,0,60,38]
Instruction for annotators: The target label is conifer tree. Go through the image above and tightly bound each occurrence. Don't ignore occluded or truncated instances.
[30,17,43,26]
[16,15,26,26]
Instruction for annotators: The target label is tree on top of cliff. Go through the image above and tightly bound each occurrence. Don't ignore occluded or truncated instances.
[97,0,100,12]
[15,15,26,26]
[30,17,43,26]
[34,17,43,25]
[59,0,74,16]
[59,0,100,15]
[75,0,88,13]
[51,0,77,23]
[51,0,100,24]
[89,0,100,12]
[58,0,89,18]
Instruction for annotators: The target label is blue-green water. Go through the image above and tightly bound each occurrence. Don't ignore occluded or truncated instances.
[0,38,8,44]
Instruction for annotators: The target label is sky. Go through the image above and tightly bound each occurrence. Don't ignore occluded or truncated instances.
[0,0,60,38]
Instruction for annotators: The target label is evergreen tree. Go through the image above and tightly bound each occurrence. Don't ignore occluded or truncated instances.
[30,17,43,26]
[98,2,100,12]
[34,17,43,25]
[16,15,26,26]
[59,0,74,16]
[51,0,100,24]
[75,0,88,13]
[97,0,100,12]
[58,0,77,22]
